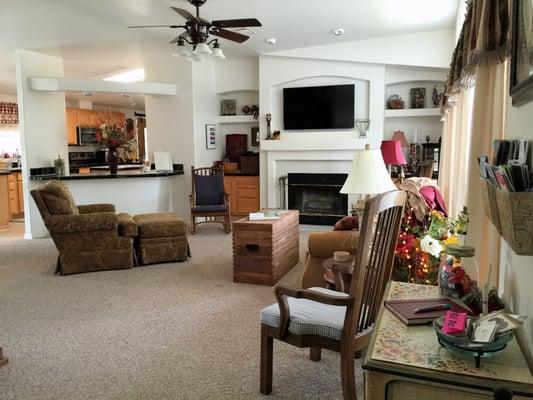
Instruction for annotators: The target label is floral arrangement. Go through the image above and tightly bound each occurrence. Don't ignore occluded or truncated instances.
[95,121,136,150]
[394,209,459,285]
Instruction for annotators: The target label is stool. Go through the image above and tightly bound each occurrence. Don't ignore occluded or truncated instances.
[133,213,190,265]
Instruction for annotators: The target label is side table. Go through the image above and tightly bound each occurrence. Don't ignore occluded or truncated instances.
[363,281,533,399]
[322,256,355,292]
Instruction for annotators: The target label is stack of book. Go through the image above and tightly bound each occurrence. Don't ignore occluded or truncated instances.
[479,139,531,192]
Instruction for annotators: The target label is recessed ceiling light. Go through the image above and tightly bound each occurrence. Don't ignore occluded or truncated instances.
[332,28,345,36]
[82,92,94,97]
[121,93,131,98]
[265,38,277,45]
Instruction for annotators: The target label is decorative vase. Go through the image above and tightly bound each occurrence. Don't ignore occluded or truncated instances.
[107,147,119,174]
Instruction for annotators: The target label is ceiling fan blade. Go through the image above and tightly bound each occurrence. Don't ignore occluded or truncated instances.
[128,24,181,28]
[171,6,197,22]
[211,18,262,28]
[210,28,249,43]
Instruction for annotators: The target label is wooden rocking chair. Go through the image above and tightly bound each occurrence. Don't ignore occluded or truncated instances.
[259,190,406,399]
[190,166,231,234]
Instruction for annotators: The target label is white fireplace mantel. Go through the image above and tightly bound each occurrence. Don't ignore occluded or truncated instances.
[260,138,376,210]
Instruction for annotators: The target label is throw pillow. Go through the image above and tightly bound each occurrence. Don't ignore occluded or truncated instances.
[40,181,79,215]
[334,216,359,231]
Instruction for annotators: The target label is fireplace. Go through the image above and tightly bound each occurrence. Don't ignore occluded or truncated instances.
[288,173,348,225]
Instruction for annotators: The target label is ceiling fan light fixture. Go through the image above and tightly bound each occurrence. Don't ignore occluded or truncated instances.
[212,42,225,59]
[196,42,212,55]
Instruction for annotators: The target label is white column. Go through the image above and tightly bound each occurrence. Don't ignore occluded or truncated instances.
[15,49,68,239]
[142,43,195,220]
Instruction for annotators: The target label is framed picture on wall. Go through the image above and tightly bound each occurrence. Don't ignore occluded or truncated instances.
[205,124,216,150]
[251,127,259,147]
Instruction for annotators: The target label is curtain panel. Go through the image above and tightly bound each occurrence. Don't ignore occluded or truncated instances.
[0,102,19,125]
[443,0,511,112]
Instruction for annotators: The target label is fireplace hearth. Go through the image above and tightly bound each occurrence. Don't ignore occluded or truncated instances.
[288,173,348,225]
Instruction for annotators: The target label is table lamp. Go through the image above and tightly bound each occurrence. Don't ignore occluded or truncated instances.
[381,140,407,182]
[341,145,396,215]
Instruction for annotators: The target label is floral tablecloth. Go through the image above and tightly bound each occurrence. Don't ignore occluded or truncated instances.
[371,281,533,384]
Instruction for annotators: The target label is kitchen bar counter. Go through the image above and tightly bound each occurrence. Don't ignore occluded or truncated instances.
[30,170,184,181]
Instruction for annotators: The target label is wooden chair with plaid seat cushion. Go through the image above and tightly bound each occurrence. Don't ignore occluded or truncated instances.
[259,190,406,400]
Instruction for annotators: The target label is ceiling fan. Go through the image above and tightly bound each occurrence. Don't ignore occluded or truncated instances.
[129,0,262,61]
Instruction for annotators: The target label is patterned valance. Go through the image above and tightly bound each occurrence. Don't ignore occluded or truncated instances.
[0,102,18,125]
[444,0,511,110]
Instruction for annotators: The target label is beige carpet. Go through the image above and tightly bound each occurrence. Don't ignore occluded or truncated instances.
[0,225,363,399]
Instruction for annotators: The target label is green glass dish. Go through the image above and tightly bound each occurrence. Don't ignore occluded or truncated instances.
[433,316,514,367]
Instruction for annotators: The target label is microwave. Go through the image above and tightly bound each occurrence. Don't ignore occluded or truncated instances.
[77,127,99,145]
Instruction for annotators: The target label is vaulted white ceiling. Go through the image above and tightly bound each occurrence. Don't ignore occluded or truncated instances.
[0,0,459,99]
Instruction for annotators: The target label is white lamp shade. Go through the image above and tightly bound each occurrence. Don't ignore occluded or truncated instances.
[172,45,191,58]
[212,46,226,59]
[340,148,396,194]
[196,42,212,55]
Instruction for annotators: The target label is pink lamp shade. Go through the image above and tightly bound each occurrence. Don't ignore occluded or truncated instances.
[381,140,407,165]
[391,130,409,148]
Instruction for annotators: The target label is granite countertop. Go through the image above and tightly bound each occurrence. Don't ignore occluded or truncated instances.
[225,170,259,176]
[0,168,20,175]
[30,170,184,180]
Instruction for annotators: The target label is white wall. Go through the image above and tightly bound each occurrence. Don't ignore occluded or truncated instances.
[192,60,222,167]
[215,57,259,94]
[259,56,385,143]
[15,49,68,239]
[500,99,533,366]
[142,43,195,221]
[266,29,455,69]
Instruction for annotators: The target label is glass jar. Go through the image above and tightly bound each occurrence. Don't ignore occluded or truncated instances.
[438,244,475,298]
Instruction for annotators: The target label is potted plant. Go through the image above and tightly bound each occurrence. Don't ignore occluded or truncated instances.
[95,121,136,174]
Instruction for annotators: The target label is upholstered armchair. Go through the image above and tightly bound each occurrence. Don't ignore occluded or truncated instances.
[190,166,231,234]
[301,230,358,288]
[31,181,135,275]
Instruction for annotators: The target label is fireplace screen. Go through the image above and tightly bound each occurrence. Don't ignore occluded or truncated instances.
[288,173,348,225]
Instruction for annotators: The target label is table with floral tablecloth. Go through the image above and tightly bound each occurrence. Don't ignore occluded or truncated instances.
[363,281,533,400]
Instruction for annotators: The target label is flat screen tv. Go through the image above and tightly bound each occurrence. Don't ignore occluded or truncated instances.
[283,84,355,130]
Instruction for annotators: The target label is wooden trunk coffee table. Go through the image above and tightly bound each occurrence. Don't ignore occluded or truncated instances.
[232,210,299,285]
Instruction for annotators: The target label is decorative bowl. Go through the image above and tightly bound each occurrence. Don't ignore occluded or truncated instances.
[433,316,514,367]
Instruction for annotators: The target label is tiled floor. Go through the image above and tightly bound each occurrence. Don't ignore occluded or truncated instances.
[0,221,24,238]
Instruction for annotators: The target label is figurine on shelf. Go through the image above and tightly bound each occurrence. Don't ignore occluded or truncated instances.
[265,113,272,140]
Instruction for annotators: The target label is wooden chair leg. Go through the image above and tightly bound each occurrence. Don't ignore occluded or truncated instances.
[310,347,321,361]
[340,348,357,400]
[260,325,273,395]
[190,214,195,235]
[224,213,231,233]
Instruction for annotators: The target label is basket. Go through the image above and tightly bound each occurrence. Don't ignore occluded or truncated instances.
[479,177,501,234]
[479,176,533,255]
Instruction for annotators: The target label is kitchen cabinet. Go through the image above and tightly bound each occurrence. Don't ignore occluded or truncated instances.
[224,175,259,216]
[65,108,126,145]
[0,174,9,229]
[8,171,23,218]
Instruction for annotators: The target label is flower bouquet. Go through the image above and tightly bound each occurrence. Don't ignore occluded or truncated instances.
[95,121,136,174]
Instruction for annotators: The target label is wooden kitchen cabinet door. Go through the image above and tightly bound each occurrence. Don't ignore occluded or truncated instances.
[65,108,78,145]
[8,173,19,217]
[17,172,23,213]
[224,177,238,214]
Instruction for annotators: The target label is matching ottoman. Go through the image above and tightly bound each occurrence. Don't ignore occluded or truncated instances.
[133,213,190,265]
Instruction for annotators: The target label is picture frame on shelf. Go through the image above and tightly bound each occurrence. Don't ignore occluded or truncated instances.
[220,99,237,116]
[251,127,259,147]
[410,87,426,109]
[205,124,216,150]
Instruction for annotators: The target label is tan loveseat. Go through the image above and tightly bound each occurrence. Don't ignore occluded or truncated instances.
[301,230,359,288]
[31,181,135,275]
